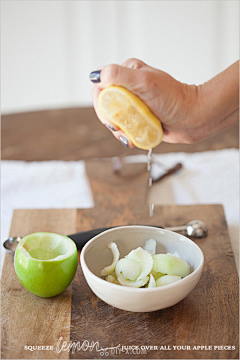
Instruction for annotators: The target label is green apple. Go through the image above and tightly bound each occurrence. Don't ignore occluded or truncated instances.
[14,232,78,297]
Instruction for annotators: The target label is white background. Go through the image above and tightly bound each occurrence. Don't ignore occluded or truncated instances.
[1,0,239,114]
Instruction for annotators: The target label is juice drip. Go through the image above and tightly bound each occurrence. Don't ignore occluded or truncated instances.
[149,203,155,218]
[147,149,152,171]
[147,149,154,217]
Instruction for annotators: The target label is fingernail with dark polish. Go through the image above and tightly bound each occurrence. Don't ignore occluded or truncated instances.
[119,136,128,147]
[106,124,116,132]
[89,70,101,83]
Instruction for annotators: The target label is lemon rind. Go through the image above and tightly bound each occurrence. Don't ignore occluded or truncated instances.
[98,86,163,150]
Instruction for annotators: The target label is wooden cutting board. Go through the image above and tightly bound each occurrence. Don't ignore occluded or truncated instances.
[1,160,239,359]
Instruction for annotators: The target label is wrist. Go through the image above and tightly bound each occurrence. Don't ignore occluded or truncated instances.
[182,83,202,128]
[176,83,210,143]
[197,62,239,135]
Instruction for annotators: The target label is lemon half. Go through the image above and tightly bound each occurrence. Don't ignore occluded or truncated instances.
[98,86,163,150]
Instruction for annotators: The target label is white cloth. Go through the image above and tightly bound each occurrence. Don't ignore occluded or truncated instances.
[1,149,239,272]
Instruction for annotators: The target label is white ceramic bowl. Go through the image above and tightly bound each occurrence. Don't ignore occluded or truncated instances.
[80,226,204,312]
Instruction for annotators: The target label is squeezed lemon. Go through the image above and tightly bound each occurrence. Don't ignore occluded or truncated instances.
[98,86,163,150]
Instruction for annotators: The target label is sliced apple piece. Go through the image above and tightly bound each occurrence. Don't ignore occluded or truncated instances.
[117,275,149,288]
[126,247,153,281]
[100,242,120,276]
[110,271,117,279]
[153,254,190,277]
[156,275,181,287]
[105,275,116,283]
[115,258,141,281]
[105,274,120,285]
[147,274,156,288]
[143,239,156,254]
[151,270,165,280]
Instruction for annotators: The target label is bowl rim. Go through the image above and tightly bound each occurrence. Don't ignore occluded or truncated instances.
[80,225,204,292]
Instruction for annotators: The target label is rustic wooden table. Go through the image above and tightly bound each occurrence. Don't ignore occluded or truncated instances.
[1,108,239,359]
[1,160,239,359]
[1,107,239,161]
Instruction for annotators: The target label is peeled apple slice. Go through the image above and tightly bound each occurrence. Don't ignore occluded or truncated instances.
[156,275,181,287]
[100,242,120,276]
[143,239,156,255]
[117,275,149,288]
[110,271,117,279]
[105,275,116,283]
[147,274,156,288]
[105,275,119,285]
[126,247,153,281]
[153,254,190,277]
[115,258,141,281]
[151,270,165,280]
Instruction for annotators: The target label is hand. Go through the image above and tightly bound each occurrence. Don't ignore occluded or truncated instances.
[91,58,239,147]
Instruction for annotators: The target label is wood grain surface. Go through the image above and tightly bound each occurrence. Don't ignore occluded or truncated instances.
[1,209,77,359]
[1,107,239,161]
[71,160,239,360]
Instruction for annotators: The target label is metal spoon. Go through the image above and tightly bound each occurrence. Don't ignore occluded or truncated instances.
[165,220,208,238]
[3,220,207,255]
[4,236,23,254]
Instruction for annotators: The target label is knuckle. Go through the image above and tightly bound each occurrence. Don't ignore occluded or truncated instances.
[125,58,143,69]
[103,64,120,84]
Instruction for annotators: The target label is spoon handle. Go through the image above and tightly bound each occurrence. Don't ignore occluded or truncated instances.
[163,225,187,232]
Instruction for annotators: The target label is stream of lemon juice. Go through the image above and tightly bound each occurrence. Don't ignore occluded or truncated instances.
[147,149,154,217]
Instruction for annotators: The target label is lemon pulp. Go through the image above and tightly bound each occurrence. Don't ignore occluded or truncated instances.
[98,86,163,150]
